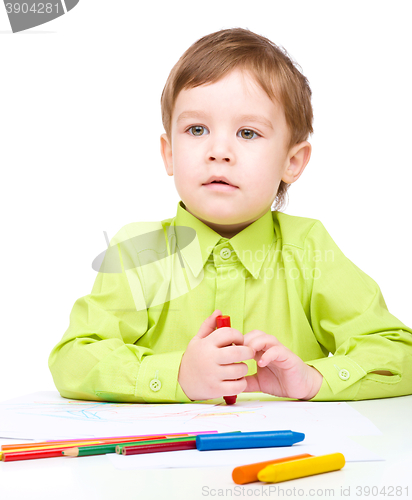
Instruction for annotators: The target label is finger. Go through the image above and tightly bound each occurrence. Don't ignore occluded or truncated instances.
[243,331,282,349]
[196,309,222,339]
[217,345,254,364]
[258,345,295,368]
[242,330,266,344]
[212,328,244,347]
[220,362,249,381]
[245,334,283,354]
[220,378,248,397]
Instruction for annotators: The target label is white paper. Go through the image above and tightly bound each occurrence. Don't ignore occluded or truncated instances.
[0,392,382,440]
[188,400,382,437]
[0,391,217,439]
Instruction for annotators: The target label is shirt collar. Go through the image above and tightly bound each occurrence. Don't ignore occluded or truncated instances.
[174,201,275,279]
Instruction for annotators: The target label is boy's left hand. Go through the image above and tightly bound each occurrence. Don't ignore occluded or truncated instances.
[242,330,323,400]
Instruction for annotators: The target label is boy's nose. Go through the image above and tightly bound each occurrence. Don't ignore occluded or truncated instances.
[207,134,235,163]
[208,145,233,163]
[209,155,231,163]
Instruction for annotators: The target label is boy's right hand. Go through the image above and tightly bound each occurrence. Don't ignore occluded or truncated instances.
[178,310,253,401]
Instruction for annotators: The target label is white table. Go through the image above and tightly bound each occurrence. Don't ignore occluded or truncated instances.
[1,395,411,500]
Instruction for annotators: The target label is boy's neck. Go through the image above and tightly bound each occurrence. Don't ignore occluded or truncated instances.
[182,204,265,239]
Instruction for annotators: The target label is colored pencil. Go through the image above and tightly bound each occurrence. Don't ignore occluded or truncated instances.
[116,436,196,454]
[63,444,120,457]
[2,448,67,462]
[122,440,197,455]
[1,431,216,451]
[1,438,174,462]
[1,434,211,462]
[232,454,313,484]
[62,437,197,457]
[1,436,171,454]
[62,433,240,458]
[1,440,103,454]
[1,431,229,462]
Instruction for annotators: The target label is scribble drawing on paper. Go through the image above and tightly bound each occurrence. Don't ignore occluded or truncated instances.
[5,400,212,424]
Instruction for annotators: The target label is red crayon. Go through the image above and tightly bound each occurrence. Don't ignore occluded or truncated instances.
[216,315,237,405]
[122,440,197,456]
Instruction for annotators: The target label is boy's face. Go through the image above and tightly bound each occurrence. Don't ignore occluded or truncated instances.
[161,68,311,238]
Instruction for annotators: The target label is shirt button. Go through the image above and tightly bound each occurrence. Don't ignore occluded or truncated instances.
[220,248,232,260]
[338,369,350,381]
[149,379,162,392]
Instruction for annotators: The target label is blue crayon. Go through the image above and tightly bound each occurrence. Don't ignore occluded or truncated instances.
[196,430,305,451]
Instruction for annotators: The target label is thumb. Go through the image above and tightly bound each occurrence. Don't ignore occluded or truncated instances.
[196,309,222,339]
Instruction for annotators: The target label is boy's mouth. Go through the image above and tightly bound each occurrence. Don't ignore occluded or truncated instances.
[203,176,238,188]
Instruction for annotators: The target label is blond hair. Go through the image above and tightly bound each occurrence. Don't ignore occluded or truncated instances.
[161,27,313,211]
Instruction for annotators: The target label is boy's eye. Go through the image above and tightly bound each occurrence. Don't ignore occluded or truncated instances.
[186,126,259,139]
[239,129,259,140]
[187,125,207,136]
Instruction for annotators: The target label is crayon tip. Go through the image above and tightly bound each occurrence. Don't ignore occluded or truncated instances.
[293,432,305,444]
[257,467,273,482]
[224,396,237,405]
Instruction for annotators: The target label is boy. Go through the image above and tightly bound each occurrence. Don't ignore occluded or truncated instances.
[48,28,412,403]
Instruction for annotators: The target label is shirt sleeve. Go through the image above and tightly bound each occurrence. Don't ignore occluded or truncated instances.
[48,237,191,404]
[302,221,412,401]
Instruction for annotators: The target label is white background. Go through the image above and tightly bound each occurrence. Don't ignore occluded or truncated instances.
[0,1,411,401]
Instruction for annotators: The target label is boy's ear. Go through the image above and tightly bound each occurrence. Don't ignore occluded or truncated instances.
[281,141,312,184]
[160,133,173,176]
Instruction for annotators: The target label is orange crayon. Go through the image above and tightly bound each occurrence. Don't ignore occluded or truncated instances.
[232,454,313,484]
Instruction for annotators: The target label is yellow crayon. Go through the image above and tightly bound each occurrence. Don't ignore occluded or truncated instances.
[257,453,345,483]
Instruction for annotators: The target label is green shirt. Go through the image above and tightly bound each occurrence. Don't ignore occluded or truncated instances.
[48,201,412,403]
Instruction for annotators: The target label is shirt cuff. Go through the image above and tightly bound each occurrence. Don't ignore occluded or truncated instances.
[135,350,191,403]
[306,355,367,401]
